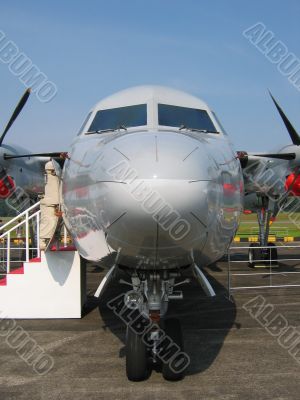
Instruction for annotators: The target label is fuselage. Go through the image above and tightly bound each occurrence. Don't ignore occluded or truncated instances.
[62,86,243,270]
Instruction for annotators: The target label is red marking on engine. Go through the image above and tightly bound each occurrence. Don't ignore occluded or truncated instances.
[223,183,236,195]
[0,176,15,199]
[76,186,89,199]
[285,173,300,196]
[243,210,252,215]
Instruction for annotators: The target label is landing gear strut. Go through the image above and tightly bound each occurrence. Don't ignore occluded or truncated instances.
[248,198,278,267]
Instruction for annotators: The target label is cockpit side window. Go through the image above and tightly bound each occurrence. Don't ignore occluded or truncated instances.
[158,103,218,133]
[88,104,147,132]
[212,111,228,135]
[77,112,92,136]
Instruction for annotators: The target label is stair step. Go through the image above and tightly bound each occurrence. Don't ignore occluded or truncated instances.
[29,257,41,263]
[10,266,24,274]
[50,245,77,251]
[0,258,41,287]
[0,275,7,286]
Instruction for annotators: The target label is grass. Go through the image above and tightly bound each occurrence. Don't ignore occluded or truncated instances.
[237,212,300,238]
[1,213,300,240]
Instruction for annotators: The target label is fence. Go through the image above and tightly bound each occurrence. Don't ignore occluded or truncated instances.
[227,243,300,296]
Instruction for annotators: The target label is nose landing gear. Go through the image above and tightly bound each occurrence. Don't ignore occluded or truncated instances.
[248,242,278,267]
[123,271,188,381]
[248,199,278,268]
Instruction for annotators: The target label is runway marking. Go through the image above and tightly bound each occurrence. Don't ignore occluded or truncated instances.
[42,331,96,352]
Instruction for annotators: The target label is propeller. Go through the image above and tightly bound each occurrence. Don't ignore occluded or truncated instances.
[4,152,65,160]
[0,89,66,161]
[0,88,33,202]
[269,90,300,145]
[0,88,31,146]
[268,93,300,200]
[237,151,296,168]
[0,88,65,207]
[250,152,296,160]
[238,92,300,167]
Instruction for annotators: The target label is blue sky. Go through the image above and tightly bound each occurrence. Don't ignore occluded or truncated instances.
[0,0,300,152]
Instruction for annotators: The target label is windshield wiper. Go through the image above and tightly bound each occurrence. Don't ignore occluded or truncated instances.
[118,125,127,131]
[179,125,219,134]
[85,125,127,135]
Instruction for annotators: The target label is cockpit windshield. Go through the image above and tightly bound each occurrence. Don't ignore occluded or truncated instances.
[158,104,218,133]
[87,104,147,132]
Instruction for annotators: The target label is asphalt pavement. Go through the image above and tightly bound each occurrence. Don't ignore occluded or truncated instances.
[1,246,300,400]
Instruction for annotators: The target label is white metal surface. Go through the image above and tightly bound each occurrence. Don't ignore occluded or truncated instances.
[0,202,83,319]
[0,250,82,318]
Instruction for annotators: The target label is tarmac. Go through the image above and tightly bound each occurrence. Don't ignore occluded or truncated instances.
[1,245,300,400]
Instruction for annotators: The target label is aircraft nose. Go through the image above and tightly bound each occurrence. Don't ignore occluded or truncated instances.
[92,131,217,182]
[90,132,220,267]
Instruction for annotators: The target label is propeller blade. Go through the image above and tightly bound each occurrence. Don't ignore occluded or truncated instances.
[4,152,65,160]
[0,88,31,146]
[237,151,296,168]
[252,152,296,160]
[269,90,300,145]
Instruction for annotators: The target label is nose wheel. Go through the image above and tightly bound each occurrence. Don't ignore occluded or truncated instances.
[161,318,185,381]
[248,243,260,267]
[125,318,185,381]
[126,326,149,381]
[248,242,278,267]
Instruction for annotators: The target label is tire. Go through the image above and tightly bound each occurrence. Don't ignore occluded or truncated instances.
[126,325,148,381]
[162,318,185,381]
[248,243,261,267]
[267,242,278,265]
